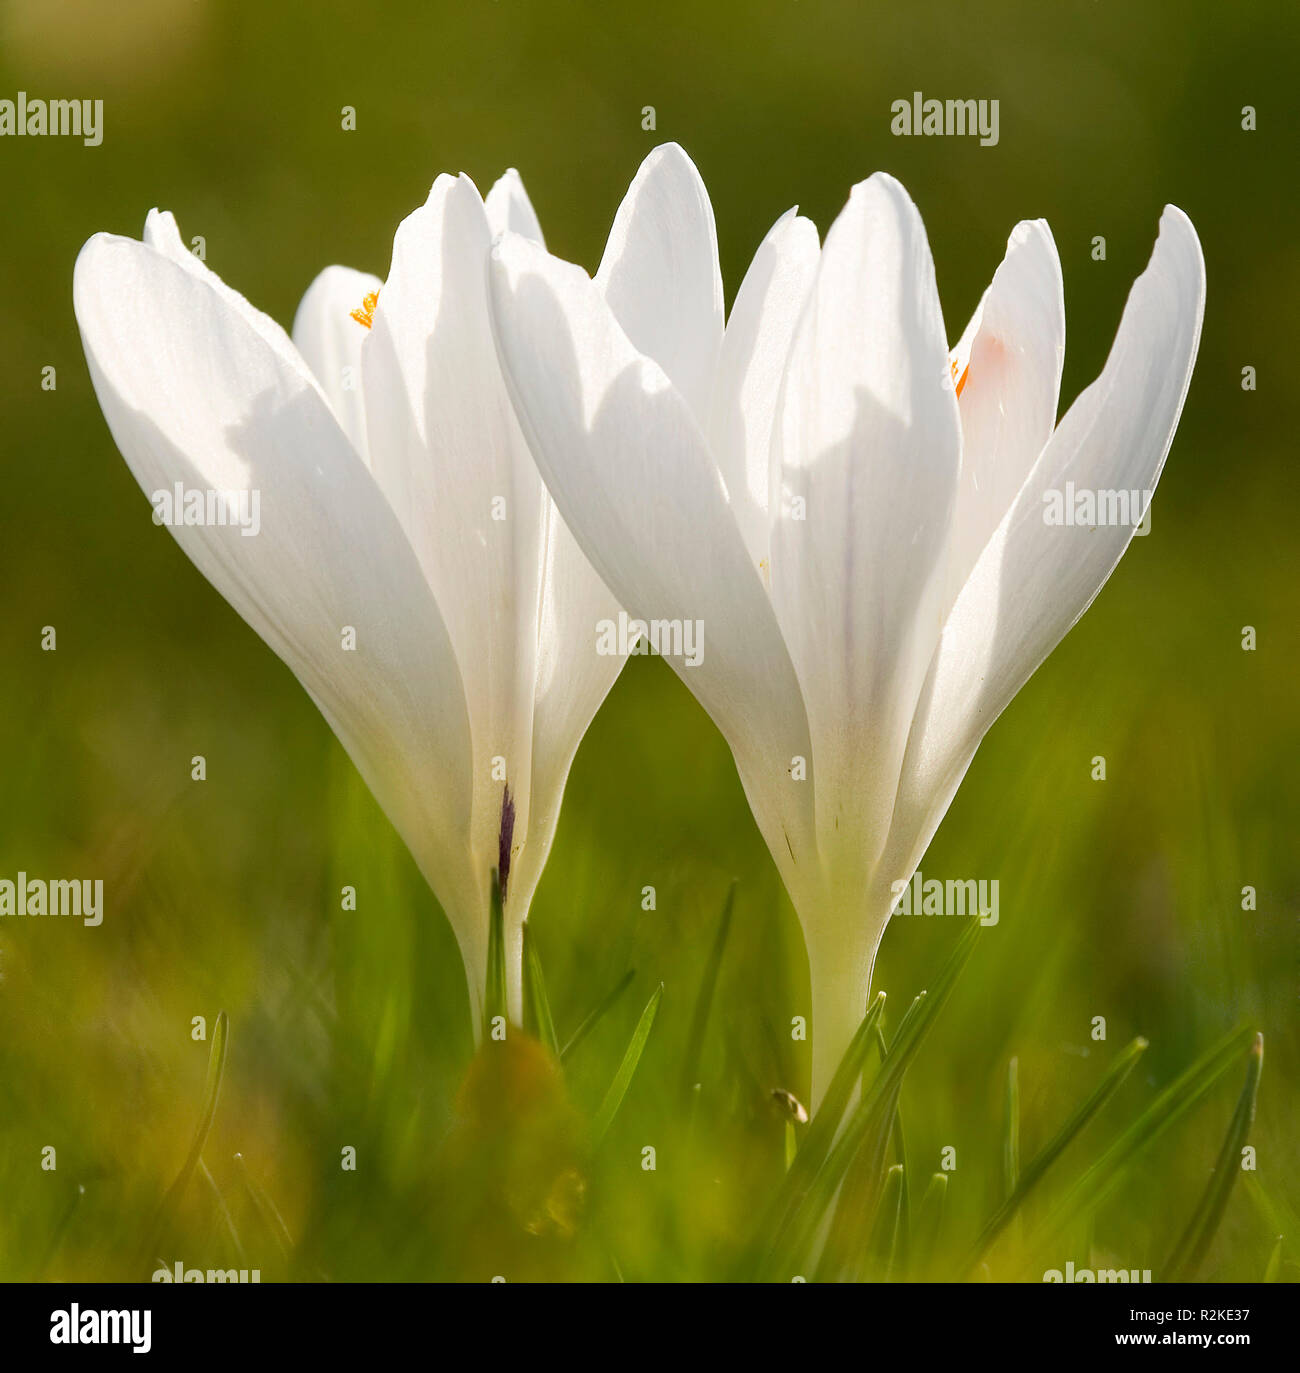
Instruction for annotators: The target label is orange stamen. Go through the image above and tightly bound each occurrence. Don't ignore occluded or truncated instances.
[350,289,380,329]
[950,355,970,398]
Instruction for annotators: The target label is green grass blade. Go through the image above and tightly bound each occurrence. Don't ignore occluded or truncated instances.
[681,882,735,1099]
[1243,1174,1300,1247]
[753,991,886,1261]
[1039,1024,1255,1240]
[912,1173,949,1280]
[560,967,635,1062]
[873,1022,912,1270]
[199,1158,246,1260]
[815,1072,904,1282]
[818,921,977,1158]
[766,922,980,1276]
[1244,1178,1295,1283]
[139,1010,229,1272]
[484,868,507,1038]
[1004,1056,1021,1197]
[890,1082,910,1274]
[166,1009,229,1207]
[38,1182,86,1279]
[1165,1033,1263,1280]
[801,990,888,1162]
[967,1035,1148,1272]
[815,1021,912,1283]
[234,1151,294,1258]
[895,1138,911,1274]
[522,920,559,1057]
[868,1164,906,1280]
[592,982,664,1145]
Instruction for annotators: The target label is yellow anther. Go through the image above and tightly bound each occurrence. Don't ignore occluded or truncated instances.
[350,289,380,329]
[950,355,970,398]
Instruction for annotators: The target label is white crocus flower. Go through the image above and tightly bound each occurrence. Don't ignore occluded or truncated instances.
[487,144,1205,1104]
[73,168,642,1030]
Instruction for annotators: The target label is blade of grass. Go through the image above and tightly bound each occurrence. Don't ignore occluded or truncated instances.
[966,1035,1148,1273]
[893,1124,911,1276]
[138,1010,229,1272]
[592,982,664,1145]
[758,1010,790,1092]
[815,1071,904,1282]
[1038,1023,1255,1241]
[560,968,635,1062]
[234,1152,294,1259]
[38,1182,85,1279]
[911,1173,948,1280]
[199,1158,246,1261]
[818,1021,913,1283]
[722,1024,767,1111]
[1263,1235,1283,1283]
[1243,1175,1298,1262]
[875,1023,911,1270]
[162,1009,229,1207]
[1165,1033,1263,1280]
[800,990,888,1171]
[807,922,975,1180]
[1004,1056,1021,1197]
[766,921,980,1276]
[752,991,887,1260]
[522,920,559,1057]
[867,1164,906,1281]
[681,882,735,1099]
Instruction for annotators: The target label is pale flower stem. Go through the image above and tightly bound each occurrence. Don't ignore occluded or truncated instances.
[504,918,525,1027]
[470,918,526,1040]
[807,936,875,1114]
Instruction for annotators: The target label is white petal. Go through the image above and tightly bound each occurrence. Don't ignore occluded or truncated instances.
[489,231,818,881]
[889,207,1205,880]
[708,207,820,570]
[143,209,314,387]
[594,142,724,425]
[73,232,481,985]
[769,173,962,888]
[292,265,381,463]
[944,219,1065,606]
[505,500,626,922]
[363,173,547,867]
[485,169,630,942]
[485,168,546,245]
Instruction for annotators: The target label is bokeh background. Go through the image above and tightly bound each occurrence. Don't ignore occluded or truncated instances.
[0,0,1295,1282]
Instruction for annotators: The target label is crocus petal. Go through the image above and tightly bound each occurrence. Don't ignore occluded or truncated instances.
[143,209,313,386]
[292,264,382,462]
[484,155,726,955]
[708,207,820,571]
[488,231,818,884]
[488,166,627,931]
[594,143,724,426]
[889,206,1205,882]
[770,173,962,892]
[943,219,1065,606]
[363,172,547,876]
[485,167,546,245]
[505,499,625,922]
[73,233,482,991]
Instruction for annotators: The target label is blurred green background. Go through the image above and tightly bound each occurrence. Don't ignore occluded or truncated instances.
[0,0,1295,1282]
